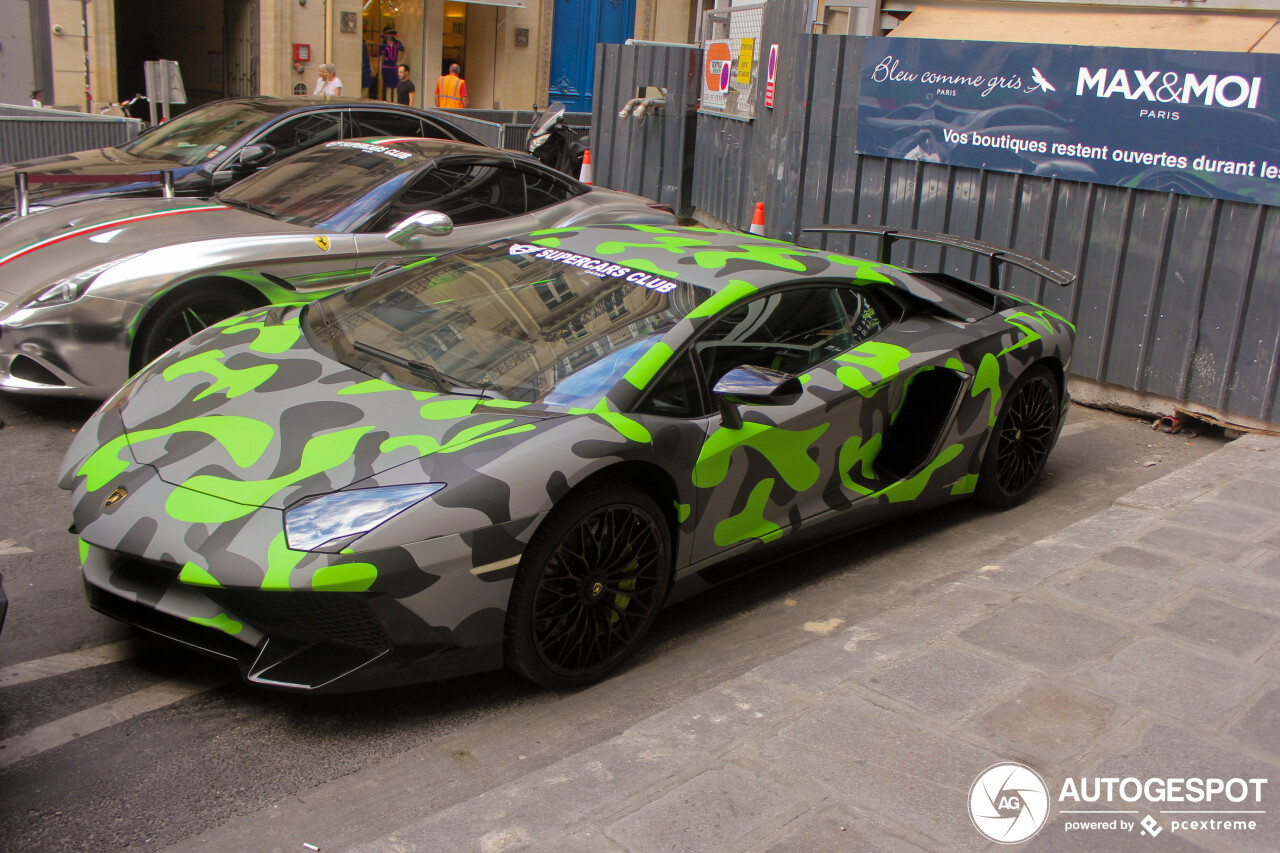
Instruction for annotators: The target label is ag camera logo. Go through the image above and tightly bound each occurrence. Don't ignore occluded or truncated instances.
[970,762,1050,844]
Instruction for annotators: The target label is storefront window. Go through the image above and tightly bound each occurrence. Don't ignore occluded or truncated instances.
[363,0,467,102]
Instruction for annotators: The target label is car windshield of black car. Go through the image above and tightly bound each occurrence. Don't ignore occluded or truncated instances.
[119,101,283,165]
[218,143,418,230]
[307,243,712,408]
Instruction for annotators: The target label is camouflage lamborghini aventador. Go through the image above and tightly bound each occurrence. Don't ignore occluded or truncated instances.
[59,223,1076,692]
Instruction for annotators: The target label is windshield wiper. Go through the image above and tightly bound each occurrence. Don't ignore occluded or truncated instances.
[352,340,489,397]
[216,195,277,219]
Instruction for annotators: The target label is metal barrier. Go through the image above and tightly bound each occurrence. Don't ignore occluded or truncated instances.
[438,108,591,155]
[0,105,142,165]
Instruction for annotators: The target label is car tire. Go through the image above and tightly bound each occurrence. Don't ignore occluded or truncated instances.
[505,481,672,690]
[134,288,261,368]
[974,363,1060,508]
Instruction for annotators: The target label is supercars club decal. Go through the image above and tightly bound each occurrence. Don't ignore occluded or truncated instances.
[325,140,413,159]
[507,243,679,292]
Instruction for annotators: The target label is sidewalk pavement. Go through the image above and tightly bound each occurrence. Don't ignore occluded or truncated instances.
[351,435,1280,853]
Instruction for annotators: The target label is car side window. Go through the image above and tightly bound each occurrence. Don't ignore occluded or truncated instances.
[522,169,574,211]
[694,287,856,389]
[367,160,529,231]
[250,113,343,164]
[633,351,705,418]
[837,287,886,346]
[351,110,427,139]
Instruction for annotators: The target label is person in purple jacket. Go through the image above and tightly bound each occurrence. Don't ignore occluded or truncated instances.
[378,27,405,100]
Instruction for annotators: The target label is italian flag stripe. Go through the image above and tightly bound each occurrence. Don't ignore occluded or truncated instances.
[0,204,229,268]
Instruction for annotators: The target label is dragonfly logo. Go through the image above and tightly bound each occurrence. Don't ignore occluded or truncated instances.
[970,762,1051,844]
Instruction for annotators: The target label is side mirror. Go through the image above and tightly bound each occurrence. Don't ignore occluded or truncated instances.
[387,211,454,247]
[237,144,275,168]
[712,365,802,429]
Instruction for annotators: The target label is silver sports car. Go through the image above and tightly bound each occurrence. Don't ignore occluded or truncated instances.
[0,138,675,399]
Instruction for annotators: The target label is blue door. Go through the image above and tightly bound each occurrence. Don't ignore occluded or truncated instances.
[548,0,635,112]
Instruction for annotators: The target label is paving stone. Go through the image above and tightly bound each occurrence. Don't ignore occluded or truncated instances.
[970,681,1117,765]
[1051,568,1179,618]
[1177,566,1280,611]
[1256,525,1280,550]
[1167,502,1274,537]
[605,764,803,853]
[863,645,1020,719]
[1089,638,1261,725]
[1228,686,1280,760]
[748,637,866,693]
[346,732,710,853]
[754,582,1011,691]
[1135,525,1260,564]
[1047,506,1160,551]
[958,600,1129,671]
[1248,465,1280,485]
[1210,477,1280,514]
[1152,593,1280,657]
[1245,548,1280,580]
[629,674,814,750]
[529,831,626,852]
[756,807,928,853]
[1086,724,1280,853]
[1231,435,1280,453]
[971,542,1094,592]
[1094,545,1185,578]
[762,694,998,851]
[1262,645,1280,672]
[1114,462,1219,511]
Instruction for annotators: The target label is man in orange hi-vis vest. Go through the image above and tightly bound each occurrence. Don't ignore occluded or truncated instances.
[434,64,468,109]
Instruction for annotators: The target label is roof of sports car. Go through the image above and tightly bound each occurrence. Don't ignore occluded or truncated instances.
[520,224,910,293]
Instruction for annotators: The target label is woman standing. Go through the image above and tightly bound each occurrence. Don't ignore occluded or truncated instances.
[313,64,343,97]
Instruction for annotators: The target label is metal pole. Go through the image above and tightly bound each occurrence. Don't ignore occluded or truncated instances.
[15,173,29,218]
[161,171,174,198]
[82,0,91,113]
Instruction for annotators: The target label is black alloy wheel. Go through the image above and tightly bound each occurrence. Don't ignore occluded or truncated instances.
[135,289,261,368]
[975,364,1059,508]
[506,483,672,689]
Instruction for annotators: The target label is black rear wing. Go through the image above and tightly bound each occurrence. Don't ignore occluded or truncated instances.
[802,224,1077,289]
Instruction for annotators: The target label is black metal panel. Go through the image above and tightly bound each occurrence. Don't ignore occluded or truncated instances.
[1146,198,1216,399]
[1230,209,1280,422]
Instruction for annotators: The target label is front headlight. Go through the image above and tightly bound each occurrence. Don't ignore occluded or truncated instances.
[284,484,446,552]
[21,253,142,309]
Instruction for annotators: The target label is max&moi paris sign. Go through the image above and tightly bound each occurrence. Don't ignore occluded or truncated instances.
[856,36,1280,205]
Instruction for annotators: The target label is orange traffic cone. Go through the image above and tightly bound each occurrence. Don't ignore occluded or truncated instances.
[579,149,593,185]
[748,201,765,236]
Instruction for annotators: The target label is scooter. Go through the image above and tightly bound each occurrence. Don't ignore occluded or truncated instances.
[527,102,589,179]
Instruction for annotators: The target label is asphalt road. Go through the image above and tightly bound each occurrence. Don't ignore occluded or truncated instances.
[0,390,1227,852]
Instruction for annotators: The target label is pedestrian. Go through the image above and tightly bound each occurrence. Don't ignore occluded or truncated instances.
[435,63,468,109]
[379,27,405,100]
[395,63,416,107]
[313,63,342,97]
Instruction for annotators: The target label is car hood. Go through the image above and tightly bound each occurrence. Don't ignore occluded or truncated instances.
[0,198,306,302]
[0,147,202,208]
[82,305,554,512]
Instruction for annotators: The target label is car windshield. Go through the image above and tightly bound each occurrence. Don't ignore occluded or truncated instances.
[119,101,284,165]
[306,241,712,407]
[217,141,420,230]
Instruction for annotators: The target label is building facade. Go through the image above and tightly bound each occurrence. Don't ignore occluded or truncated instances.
[2,0,697,113]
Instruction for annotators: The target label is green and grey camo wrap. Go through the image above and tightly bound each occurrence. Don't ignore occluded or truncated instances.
[60,224,1074,692]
